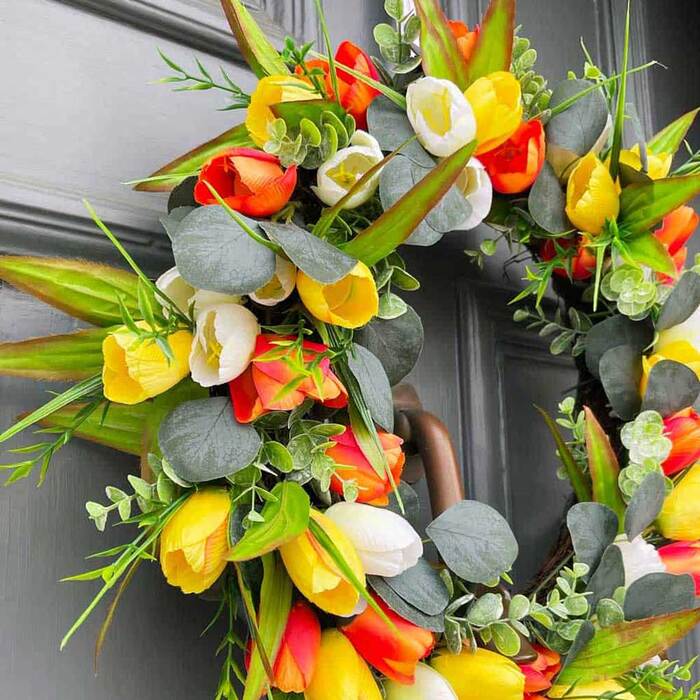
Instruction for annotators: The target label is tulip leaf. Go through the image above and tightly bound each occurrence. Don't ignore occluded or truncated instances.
[0,327,109,380]
[656,271,700,331]
[528,163,572,233]
[559,621,595,672]
[227,481,310,561]
[619,173,700,236]
[464,0,516,85]
[624,572,695,621]
[219,0,289,79]
[347,344,395,433]
[598,344,643,421]
[426,500,519,584]
[586,544,624,609]
[557,608,700,686]
[342,141,476,265]
[158,397,262,482]
[368,575,445,632]
[380,557,450,616]
[134,123,253,192]
[648,107,699,156]
[566,502,618,571]
[257,221,356,284]
[354,304,424,386]
[584,315,654,379]
[584,407,626,529]
[413,0,470,89]
[624,470,666,541]
[642,360,700,417]
[169,205,276,295]
[617,230,676,276]
[0,256,143,327]
[367,97,435,167]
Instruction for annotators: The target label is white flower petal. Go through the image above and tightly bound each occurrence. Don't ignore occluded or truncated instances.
[190,289,242,318]
[457,157,493,230]
[155,267,195,315]
[250,256,296,307]
[385,663,458,700]
[656,305,700,355]
[617,535,666,586]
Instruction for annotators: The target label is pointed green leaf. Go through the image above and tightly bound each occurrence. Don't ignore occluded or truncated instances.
[414,0,470,88]
[584,407,626,531]
[618,231,676,276]
[465,0,516,85]
[556,608,700,685]
[648,107,699,156]
[341,141,476,265]
[220,0,289,79]
[134,123,253,192]
[0,327,109,380]
[0,256,142,327]
[619,173,700,236]
[608,0,631,180]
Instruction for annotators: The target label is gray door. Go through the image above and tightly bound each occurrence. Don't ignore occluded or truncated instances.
[0,1,698,698]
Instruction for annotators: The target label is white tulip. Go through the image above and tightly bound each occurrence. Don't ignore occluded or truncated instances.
[324,502,422,577]
[190,289,242,317]
[155,267,195,316]
[456,157,493,230]
[616,535,666,586]
[385,663,458,700]
[189,303,259,387]
[655,305,700,355]
[406,77,476,158]
[312,130,384,209]
[250,255,296,306]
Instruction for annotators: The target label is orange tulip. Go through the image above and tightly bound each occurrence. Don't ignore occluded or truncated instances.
[342,594,435,684]
[654,206,699,284]
[194,148,297,217]
[661,407,700,476]
[228,334,347,423]
[658,541,700,594]
[541,236,596,281]
[328,427,405,506]
[448,20,480,61]
[519,644,561,700]
[479,120,546,194]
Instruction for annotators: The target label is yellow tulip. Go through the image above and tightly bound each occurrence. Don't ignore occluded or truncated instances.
[160,489,231,594]
[245,75,316,146]
[658,463,700,540]
[102,322,192,405]
[296,261,378,329]
[566,153,620,234]
[464,71,523,155]
[549,680,633,698]
[279,510,364,616]
[430,648,524,700]
[619,144,672,180]
[305,630,382,700]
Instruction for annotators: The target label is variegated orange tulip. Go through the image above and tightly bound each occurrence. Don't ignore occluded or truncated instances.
[662,407,700,476]
[519,644,561,699]
[448,20,480,62]
[654,206,699,283]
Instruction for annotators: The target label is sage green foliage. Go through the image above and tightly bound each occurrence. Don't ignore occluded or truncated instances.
[601,264,658,319]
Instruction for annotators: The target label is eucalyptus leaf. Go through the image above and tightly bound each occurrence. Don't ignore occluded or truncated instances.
[585,315,654,378]
[586,544,624,609]
[656,271,700,331]
[167,177,197,212]
[368,575,445,632]
[347,344,394,431]
[567,502,619,571]
[642,360,700,416]
[624,470,666,540]
[386,482,421,526]
[599,344,643,420]
[158,397,261,482]
[528,162,571,233]
[160,206,194,239]
[624,573,695,620]
[381,557,450,616]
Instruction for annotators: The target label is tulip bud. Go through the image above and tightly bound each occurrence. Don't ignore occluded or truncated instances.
[448,20,480,62]
[102,323,192,405]
[342,594,434,684]
[565,152,619,235]
[406,77,476,158]
[464,71,523,155]
[540,235,596,281]
[312,131,384,209]
[324,502,422,577]
[659,464,700,541]
[249,255,296,307]
[159,489,231,594]
[155,266,195,316]
[658,540,700,594]
[619,144,672,180]
[384,663,458,700]
[455,157,493,231]
[661,408,700,476]
[305,629,383,700]
[549,680,634,698]
[297,261,378,329]
[430,648,524,700]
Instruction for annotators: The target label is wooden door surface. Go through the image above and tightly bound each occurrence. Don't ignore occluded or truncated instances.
[0,1,698,697]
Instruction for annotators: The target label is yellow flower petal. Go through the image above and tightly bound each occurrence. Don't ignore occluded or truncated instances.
[566,152,620,234]
[658,464,700,541]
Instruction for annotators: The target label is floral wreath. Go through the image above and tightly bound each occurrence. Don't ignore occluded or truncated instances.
[2,0,700,698]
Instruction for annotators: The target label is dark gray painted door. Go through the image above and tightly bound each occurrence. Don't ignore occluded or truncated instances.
[0,1,698,697]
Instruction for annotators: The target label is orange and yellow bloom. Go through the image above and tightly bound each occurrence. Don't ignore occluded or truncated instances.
[565,153,619,234]
[519,644,561,700]
[661,408,700,476]
[448,20,480,62]
[654,206,699,283]
[659,540,700,594]
[658,463,700,541]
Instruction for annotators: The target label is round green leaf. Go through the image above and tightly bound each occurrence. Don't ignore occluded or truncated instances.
[624,470,666,541]
[642,360,700,416]
[567,502,619,571]
[624,573,695,621]
[528,162,571,233]
[381,557,450,616]
[599,344,643,421]
[656,271,700,331]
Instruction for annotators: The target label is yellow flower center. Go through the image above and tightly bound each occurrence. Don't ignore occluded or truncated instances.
[417,86,452,135]
[327,153,376,189]
[202,314,223,366]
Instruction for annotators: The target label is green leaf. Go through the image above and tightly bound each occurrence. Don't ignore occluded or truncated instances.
[369,575,445,632]
[270,100,347,132]
[619,231,676,276]
[426,500,518,584]
[228,482,310,561]
[347,344,394,432]
[566,502,618,571]
[158,397,262,482]
[468,592,504,626]
[608,0,631,180]
[491,622,521,657]
[220,0,289,79]
[598,344,642,421]
[378,558,450,616]
[464,0,515,85]
[556,608,700,685]
[648,107,699,156]
[656,271,700,331]
[586,544,624,609]
[584,407,626,530]
[535,406,592,502]
[413,0,469,88]
[134,123,253,192]
[624,470,666,540]
[0,256,141,327]
[619,173,700,236]
[0,327,109,380]
[342,141,476,265]
[584,315,653,379]
[170,206,276,294]
[528,162,571,233]
[642,360,700,417]
[624,573,695,621]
